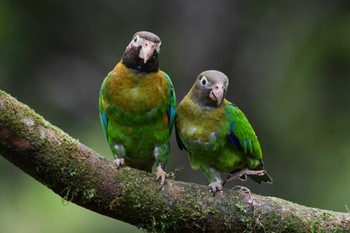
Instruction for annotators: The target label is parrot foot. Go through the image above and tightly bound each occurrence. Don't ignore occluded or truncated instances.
[223,169,267,186]
[155,166,167,186]
[113,157,125,168]
[209,180,223,196]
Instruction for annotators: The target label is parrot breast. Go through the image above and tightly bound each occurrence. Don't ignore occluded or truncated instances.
[101,62,170,127]
[177,97,229,150]
[176,97,247,172]
[108,63,169,114]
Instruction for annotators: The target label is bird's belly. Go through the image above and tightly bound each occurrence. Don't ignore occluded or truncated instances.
[106,92,169,127]
[106,86,169,156]
[181,125,221,152]
[108,120,168,159]
[181,126,244,172]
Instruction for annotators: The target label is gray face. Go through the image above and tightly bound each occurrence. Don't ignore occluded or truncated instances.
[122,31,161,73]
[128,31,162,64]
[192,70,229,107]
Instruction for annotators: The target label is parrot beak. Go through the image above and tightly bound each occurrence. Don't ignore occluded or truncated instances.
[139,41,157,64]
[209,83,225,105]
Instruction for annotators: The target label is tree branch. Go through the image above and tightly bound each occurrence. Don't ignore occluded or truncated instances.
[0,89,349,233]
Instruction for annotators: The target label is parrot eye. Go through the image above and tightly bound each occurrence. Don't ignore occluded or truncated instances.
[201,76,208,86]
[132,35,140,46]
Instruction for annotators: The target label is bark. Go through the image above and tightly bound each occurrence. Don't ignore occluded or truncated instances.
[0,89,349,233]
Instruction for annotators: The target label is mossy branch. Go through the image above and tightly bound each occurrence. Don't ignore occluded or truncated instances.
[0,89,349,233]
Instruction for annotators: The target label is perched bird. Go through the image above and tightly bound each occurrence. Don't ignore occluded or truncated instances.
[176,70,272,193]
[99,31,176,185]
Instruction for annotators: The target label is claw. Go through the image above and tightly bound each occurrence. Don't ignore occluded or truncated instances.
[113,157,125,168]
[209,180,223,196]
[155,166,167,186]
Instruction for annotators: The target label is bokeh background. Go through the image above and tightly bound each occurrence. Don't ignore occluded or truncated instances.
[1,1,350,232]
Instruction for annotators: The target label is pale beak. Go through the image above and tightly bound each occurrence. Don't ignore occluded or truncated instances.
[139,41,157,64]
[209,83,225,105]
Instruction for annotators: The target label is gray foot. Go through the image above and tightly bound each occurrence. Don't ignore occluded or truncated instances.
[209,180,223,195]
[113,157,125,168]
[155,166,167,186]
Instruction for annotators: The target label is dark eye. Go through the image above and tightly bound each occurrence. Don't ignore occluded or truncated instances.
[201,78,207,86]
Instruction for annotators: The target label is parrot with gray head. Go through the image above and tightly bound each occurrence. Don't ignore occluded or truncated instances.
[99,31,176,186]
[176,70,272,194]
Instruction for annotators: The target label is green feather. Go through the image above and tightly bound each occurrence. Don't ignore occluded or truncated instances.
[176,70,271,187]
[99,62,176,171]
[225,101,262,159]
[176,97,260,172]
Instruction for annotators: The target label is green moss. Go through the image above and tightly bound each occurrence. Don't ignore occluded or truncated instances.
[238,215,251,230]
[83,188,96,200]
[282,217,302,232]
[109,167,226,232]
[235,202,246,212]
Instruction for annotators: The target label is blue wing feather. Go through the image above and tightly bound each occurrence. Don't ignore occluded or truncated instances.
[228,122,241,149]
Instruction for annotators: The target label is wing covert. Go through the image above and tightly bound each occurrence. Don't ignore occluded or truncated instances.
[225,101,262,158]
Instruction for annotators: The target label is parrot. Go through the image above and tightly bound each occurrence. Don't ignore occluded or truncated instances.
[175,70,272,194]
[99,31,176,185]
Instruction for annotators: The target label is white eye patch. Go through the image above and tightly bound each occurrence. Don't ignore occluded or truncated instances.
[131,35,140,46]
[200,76,208,86]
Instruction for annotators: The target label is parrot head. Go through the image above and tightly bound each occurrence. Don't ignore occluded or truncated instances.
[122,31,161,73]
[190,70,229,107]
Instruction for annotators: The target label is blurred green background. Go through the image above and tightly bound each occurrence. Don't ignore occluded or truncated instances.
[1,1,350,232]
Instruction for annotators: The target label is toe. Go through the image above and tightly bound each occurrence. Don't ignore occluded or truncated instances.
[113,158,125,169]
[209,181,223,195]
[155,167,167,186]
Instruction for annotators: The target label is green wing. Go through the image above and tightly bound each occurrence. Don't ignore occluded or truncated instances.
[225,100,262,159]
[161,71,176,135]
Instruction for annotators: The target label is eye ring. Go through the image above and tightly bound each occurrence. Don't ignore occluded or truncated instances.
[133,35,140,44]
[200,76,207,86]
